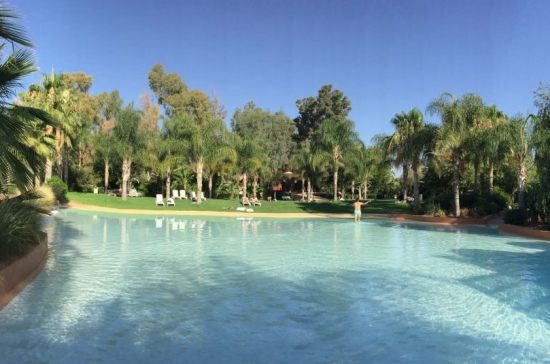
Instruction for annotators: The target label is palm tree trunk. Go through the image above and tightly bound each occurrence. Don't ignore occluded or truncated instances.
[301,177,305,201]
[518,160,526,212]
[307,177,312,201]
[253,175,258,198]
[63,148,69,185]
[208,174,213,199]
[402,164,408,201]
[78,142,82,170]
[242,173,248,199]
[333,166,338,202]
[121,158,131,201]
[196,158,204,205]
[413,167,420,212]
[452,152,461,217]
[56,151,63,179]
[104,161,109,194]
[45,157,52,182]
[473,160,480,194]
[351,180,355,200]
[489,161,494,193]
[166,166,171,199]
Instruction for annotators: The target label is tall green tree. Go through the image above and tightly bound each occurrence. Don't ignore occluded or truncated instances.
[507,115,534,213]
[148,63,189,117]
[179,116,235,204]
[232,135,265,199]
[427,93,485,217]
[291,141,330,202]
[294,84,351,144]
[530,83,550,218]
[94,131,116,194]
[231,101,295,176]
[22,72,80,183]
[312,118,359,201]
[112,104,144,201]
[381,108,426,203]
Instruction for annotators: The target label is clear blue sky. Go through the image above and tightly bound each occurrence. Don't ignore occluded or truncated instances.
[14,0,550,145]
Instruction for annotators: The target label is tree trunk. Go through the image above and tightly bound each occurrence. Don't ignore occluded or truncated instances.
[104,161,109,194]
[452,152,461,217]
[489,161,494,193]
[165,166,171,199]
[413,167,420,212]
[473,159,480,194]
[78,142,82,170]
[121,158,131,201]
[253,175,258,198]
[518,159,526,212]
[402,163,408,201]
[307,177,312,201]
[196,157,204,205]
[351,180,355,200]
[242,173,248,199]
[333,168,338,202]
[63,148,69,185]
[56,151,63,179]
[301,177,305,201]
[208,174,213,199]
[45,157,52,182]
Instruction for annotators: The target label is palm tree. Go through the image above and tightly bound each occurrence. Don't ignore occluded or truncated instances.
[94,131,117,194]
[112,104,144,200]
[482,105,508,193]
[233,135,264,199]
[410,123,437,212]
[381,108,427,205]
[22,72,79,183]
[427,93,484,217]
[313,118,359,201]
[0,5,55,192]
[291,141,330,202]
[342,141,367,200]
[507,115,535,213]
[180,116,235,204]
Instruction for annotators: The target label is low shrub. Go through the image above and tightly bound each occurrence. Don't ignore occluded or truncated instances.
[420,200,447,217]
[0,197,44,261]
[46,176,68,201]
[34,185,55,210]
[503,209,526,226]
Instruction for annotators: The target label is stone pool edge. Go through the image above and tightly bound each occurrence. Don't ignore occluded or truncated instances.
[390,214,550,241]
[0,234,48,310]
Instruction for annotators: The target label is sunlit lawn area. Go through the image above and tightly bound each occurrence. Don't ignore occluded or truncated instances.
[67,192,412,215]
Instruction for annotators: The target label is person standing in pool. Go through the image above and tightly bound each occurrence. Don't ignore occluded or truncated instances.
[353,198,370,222]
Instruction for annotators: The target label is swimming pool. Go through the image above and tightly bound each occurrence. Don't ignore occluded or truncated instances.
[1,210,550,363]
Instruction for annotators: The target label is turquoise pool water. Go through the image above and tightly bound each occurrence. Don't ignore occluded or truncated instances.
[1,210,550,363]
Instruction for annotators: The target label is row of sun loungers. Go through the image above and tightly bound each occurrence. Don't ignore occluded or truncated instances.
[155,191,206,206]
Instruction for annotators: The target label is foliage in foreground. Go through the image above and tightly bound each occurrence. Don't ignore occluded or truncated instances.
[0,197,45,262]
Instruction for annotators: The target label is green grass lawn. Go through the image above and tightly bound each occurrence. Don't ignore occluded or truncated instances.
[67,192,412,215]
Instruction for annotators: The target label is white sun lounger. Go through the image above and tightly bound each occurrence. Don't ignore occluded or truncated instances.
[155,194,164,206]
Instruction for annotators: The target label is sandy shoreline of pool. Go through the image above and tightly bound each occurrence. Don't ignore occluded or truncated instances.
[64,200,390,220]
